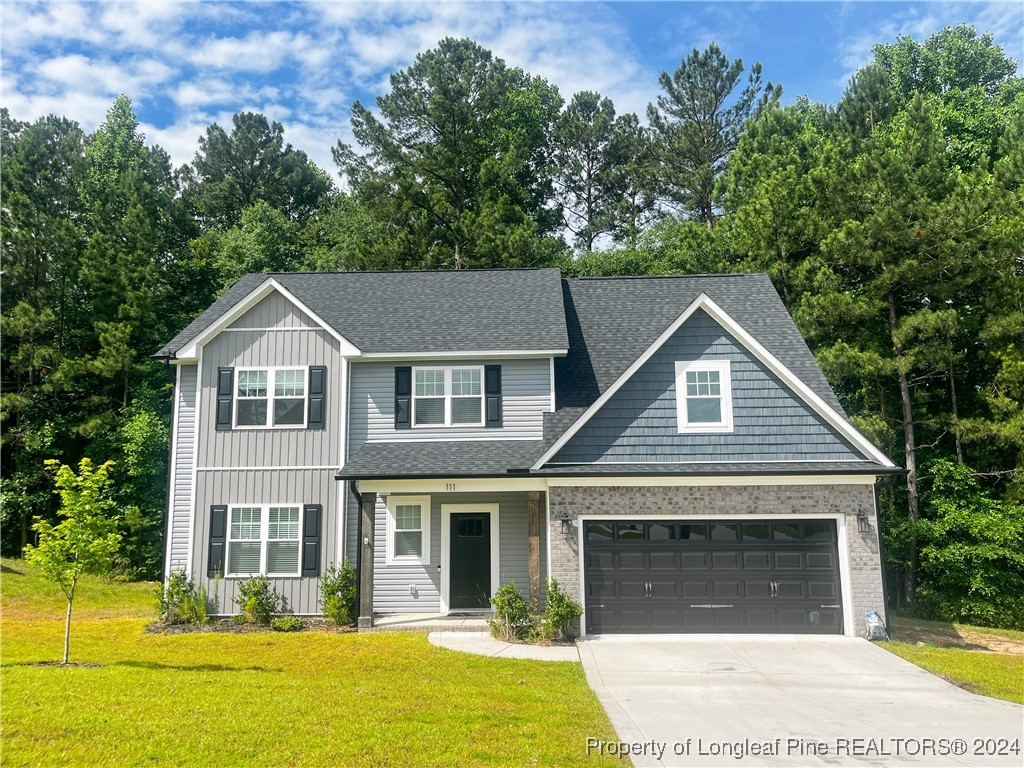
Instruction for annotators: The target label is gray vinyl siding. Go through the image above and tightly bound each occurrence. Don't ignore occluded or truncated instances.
[229,291,320,329]
[372,492,547,613]
[197,312,343,470]
[554,309,863,463]
[192,469,340,615]
[348,358,550,452]
[166,364,198,573]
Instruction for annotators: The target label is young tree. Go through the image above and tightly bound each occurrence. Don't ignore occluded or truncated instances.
[24,459,121,664]
[647,43,781,227]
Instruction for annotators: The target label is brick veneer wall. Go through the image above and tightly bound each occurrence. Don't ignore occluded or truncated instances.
[547,483,885,637]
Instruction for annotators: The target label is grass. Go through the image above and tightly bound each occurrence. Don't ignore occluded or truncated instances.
[881,616,1024,705]
[1,558,619,767]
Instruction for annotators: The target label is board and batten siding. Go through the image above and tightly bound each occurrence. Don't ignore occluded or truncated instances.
[192,469,340,614]
[349,358,551,452]
[372,492,547,613]
[229,289,320,329]
[197,296,343,470]
[166,364,198,573]
[554,309,864,464]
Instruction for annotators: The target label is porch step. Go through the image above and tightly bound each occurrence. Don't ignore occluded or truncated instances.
[363,613,492,633]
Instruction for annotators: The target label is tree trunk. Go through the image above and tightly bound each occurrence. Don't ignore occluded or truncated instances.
[889,297,918,604]
[63,583,75,664]
[949,363,964,463]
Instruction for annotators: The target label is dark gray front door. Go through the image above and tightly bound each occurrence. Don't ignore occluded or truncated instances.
[584,520,843,634]
[449,514,491,609]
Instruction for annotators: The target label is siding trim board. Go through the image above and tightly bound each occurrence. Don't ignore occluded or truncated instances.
[162,363,183,580]
[534,294,895,469]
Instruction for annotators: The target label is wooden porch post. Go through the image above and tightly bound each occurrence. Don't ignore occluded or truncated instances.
[527,491,542,608]
[358,491,377,629]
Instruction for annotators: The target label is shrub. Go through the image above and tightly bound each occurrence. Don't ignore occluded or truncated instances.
[541,579,583,641]
[917,460,1024,630]
[158,570,210,625]
[320,561,357,626]
[488,580,533,641]
[234,576,281,625]
[270,615,303,632]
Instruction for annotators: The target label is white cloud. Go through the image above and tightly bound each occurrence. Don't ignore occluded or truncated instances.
[188,30,300,73]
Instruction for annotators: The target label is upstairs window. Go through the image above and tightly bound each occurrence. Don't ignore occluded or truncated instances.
[675,360,733,433]
[235,367,306,427]
[412,366,483,427]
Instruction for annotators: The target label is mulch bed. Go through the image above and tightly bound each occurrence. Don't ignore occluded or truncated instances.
[146,617,356,635]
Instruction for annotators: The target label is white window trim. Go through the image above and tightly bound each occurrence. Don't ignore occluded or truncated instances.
[226,503,302,578]
[385,495,431,566]
[411,365,485,428]
[233,365,309,430]
[675,360,734,433]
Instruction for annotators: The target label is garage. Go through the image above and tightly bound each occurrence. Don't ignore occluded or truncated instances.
[583,519,844,634]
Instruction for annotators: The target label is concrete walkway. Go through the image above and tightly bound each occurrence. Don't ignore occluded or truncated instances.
[578,634,1024,768]
[428,630,580,661]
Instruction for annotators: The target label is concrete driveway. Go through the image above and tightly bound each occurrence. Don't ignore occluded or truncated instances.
[578,635,1023,767]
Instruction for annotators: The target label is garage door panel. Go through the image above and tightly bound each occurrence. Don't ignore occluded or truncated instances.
[711,551,740,569]
[618,551,645,569]
[806,552,836,569]
[774,551,803,569]
[648,551,677,570]
[743,551,771,569]
[680,552,709,569]
[681,580,709,598]
[583,519,843,635]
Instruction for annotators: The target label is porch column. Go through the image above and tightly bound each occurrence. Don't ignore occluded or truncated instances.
[358,491,377,629]
[528,491,542,608]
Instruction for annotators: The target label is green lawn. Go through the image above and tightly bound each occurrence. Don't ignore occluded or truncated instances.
[1,559,619,767]
[881,617,1024,705]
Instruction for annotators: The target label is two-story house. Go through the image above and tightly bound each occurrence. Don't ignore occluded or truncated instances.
[156,268,900,637]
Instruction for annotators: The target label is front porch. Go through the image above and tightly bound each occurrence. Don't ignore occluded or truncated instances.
[354,486,547,629]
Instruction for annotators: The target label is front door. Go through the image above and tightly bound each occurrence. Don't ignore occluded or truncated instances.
[449,513,491,609]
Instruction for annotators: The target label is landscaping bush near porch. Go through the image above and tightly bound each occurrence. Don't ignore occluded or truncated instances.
[1,559,619,767]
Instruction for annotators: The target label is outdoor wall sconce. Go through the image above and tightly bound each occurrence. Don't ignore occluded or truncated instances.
[857,510,871,533]
[559,511,573,534]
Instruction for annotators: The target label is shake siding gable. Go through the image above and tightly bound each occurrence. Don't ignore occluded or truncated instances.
[552,309,864,464]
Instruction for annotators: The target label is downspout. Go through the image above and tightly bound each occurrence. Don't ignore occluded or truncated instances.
[159,354,177,583]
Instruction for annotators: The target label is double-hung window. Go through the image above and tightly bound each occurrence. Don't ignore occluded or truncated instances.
[412,367,483,427]
[227,504,301,576]
[385,496,430,565]
[675,360,734,433]
[235,367,306,427]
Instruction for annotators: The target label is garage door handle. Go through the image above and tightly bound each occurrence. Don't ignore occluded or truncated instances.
[820,604,840,608]
[689,604,734,609]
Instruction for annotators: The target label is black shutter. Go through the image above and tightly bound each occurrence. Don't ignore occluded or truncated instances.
[395,366,412,429]
[302,504,322,577]
[208,505,227,576]
[216,368,234,430]
[485,365,502,427]
[308,366,327,430]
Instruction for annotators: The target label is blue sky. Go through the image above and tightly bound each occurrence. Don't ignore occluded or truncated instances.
[3,1,1021,174]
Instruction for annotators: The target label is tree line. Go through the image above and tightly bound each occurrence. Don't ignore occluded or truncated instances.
[2,26,1021,626]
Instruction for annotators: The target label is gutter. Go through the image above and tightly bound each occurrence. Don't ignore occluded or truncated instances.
[335,466,907,481]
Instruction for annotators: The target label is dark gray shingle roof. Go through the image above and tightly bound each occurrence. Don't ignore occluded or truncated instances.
[556,273,846,415]
[338,441,547,479]
[533,461,902,476]
[156,268,568,357]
